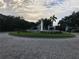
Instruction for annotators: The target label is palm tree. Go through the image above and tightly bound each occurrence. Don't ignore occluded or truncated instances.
[50,15,57,27]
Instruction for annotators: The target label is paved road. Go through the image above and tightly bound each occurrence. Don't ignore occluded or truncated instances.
[0,33,79,59]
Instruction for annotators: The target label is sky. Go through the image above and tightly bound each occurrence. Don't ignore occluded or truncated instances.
[0,0,79,25]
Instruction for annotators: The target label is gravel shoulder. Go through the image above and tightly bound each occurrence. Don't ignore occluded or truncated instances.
[0,33,79,59]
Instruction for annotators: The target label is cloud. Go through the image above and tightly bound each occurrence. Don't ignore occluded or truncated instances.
[0,0,64,20]
[0,0,79,25]
[0,0,6,8]
[13,0,64,21]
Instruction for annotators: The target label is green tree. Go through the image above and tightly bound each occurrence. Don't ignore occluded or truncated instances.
[0,14,36,31]
[58,11,79,31]
[36,18,52,30]
[50,15,57,27]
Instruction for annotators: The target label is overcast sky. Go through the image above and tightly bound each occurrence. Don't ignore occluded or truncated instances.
[0,0,79,25]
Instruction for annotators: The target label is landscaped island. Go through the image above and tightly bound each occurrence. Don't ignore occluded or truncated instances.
[9,31,75,38]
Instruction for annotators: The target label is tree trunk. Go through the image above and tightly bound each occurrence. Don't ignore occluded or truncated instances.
[52,21,53,27]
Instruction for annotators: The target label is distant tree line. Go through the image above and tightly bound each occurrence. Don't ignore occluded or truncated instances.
[58,11,79,31]
[0,14,57,32]
[0,14,36,32]
[2,11,79,32]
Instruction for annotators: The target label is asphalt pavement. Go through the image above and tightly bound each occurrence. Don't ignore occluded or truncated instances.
[0,32,79,59]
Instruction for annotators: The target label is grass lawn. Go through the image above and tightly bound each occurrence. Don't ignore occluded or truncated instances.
[9,31,75,38]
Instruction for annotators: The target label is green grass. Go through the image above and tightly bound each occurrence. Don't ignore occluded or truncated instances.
[9,31,75,38]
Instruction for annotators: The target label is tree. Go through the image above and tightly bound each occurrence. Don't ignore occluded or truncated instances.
[36,18,52,30]
[50,15,57,27]
[58,11,79,31]
[0,14,36,31]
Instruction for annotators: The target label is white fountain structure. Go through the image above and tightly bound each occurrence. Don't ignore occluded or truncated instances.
[40,19,43,31]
